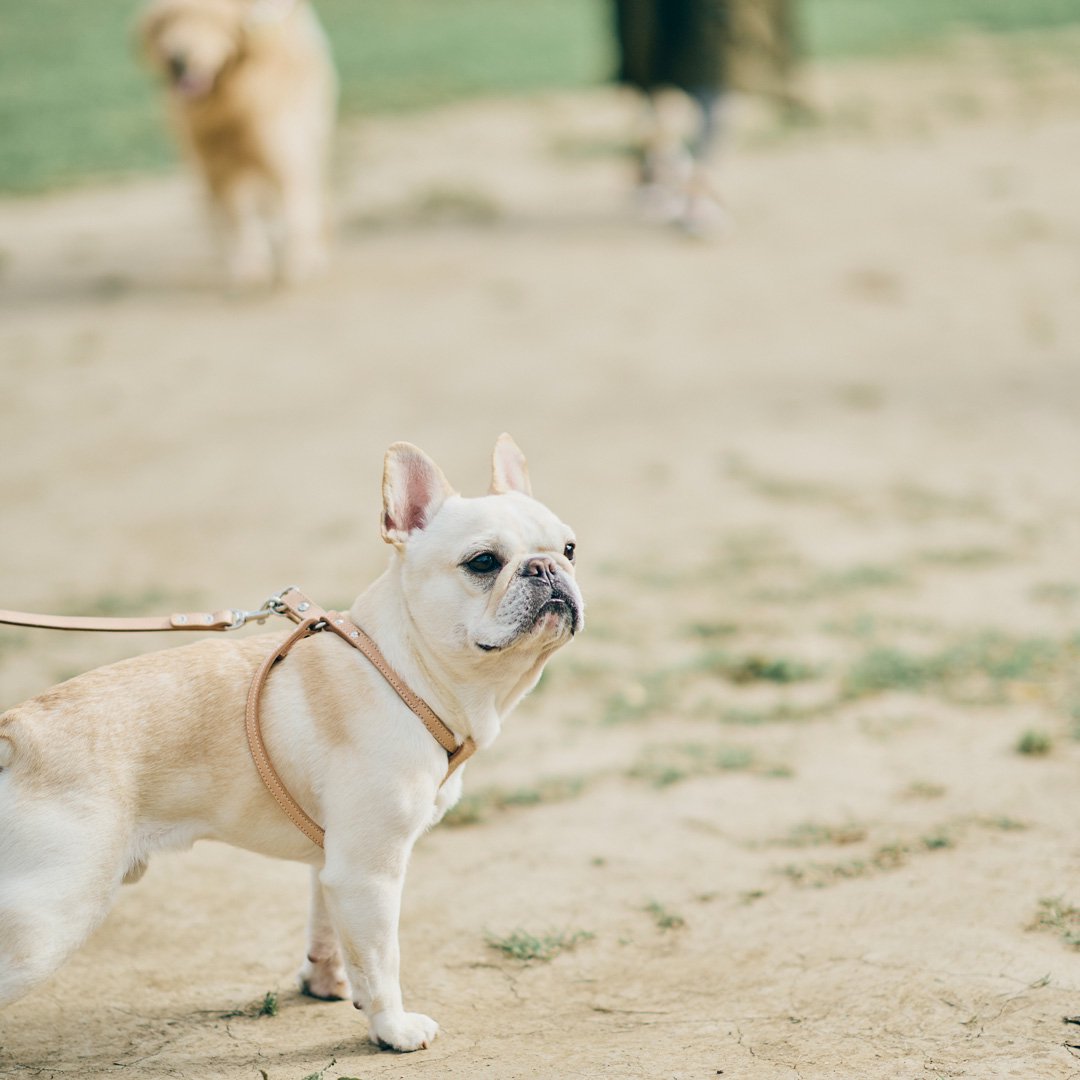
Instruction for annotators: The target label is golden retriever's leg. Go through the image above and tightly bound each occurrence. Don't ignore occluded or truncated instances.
[279,168,329,285]
[214,176,274,287]
[298,866,350,1001]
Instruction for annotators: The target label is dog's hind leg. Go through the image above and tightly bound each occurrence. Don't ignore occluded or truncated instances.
[0,790,128,1007]
[298,866,350,1001]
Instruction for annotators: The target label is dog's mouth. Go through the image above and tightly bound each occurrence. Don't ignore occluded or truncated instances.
[171,70,215,98]
[476,591,582,653]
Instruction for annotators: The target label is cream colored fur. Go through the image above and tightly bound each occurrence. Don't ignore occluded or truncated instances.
[138,0,338,285]
[0,435,583,1053]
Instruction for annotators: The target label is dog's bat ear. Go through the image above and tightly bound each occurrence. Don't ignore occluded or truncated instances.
[382,442,455,546]
[490,433,532,496]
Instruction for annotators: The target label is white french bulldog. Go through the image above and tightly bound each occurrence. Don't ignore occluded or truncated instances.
[0,434,583,1052]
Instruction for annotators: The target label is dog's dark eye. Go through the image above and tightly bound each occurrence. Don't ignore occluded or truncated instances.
[465,552,502,575]
[564,542,576,563]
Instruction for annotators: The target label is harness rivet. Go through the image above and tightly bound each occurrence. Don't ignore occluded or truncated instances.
[204,614,213,623]
[349,630,359,638]
[175,614,188,624]
[298,602,310,613]
[335,619,344,626]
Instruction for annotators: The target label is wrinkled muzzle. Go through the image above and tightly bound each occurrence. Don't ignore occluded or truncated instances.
[477,558,584,653]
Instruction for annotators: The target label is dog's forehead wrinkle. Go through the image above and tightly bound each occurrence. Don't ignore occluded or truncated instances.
[426,492,571,555]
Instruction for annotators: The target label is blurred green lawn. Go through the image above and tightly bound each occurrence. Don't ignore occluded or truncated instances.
[1,0,1079,193]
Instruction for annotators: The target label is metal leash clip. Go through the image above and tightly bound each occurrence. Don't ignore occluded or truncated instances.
[226,586,300,630]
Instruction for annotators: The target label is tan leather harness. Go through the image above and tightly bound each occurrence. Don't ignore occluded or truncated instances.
[0,586,476,849]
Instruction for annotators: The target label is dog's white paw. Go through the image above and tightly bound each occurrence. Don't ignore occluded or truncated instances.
[298,955,350,1001]
[368,1009,439,1052]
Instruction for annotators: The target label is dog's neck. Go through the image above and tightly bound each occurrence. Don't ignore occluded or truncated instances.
[348,570,546,751]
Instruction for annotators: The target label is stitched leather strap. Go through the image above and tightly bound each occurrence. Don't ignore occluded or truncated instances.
[0,607,239,632]
[247,587,476,848]
[244,616,328,847]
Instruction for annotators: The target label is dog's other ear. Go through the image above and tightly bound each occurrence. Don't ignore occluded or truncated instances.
[135,0,176,51]
[382,442,454,546]
[489,432,532,496]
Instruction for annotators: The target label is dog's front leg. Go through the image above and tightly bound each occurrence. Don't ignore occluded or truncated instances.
[320,845,437,1052]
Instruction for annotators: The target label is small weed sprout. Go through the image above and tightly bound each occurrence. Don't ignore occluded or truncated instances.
[299,1059,336,1080]
[1028,898,1080,949]
[487,929,594,962]
[1016,729,1052,756]
[921,830,953,850]
[645,900,686,930]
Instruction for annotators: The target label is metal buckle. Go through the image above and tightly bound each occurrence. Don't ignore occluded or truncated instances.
[227,586,301,630]
[264,585,301,614]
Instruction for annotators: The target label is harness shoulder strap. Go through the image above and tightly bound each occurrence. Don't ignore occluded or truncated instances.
[247,588,476,849]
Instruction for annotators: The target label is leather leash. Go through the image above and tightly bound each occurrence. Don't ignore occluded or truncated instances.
[1,586,475,849]
[0,606,251,632]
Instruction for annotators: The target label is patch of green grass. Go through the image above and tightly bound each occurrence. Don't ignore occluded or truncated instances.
[777,822,868,848]
[920,829,954,850]
[902,780,947,799]
[780,819,972,888]
[891,483,996,522]
[978,815,1029,832]
[221,990,281,1020]
[814,564,910,594]
[645,900,686,931]
[627,742,756,788]
[779,838,930,889]
[804,0,1080,59]
[1031,581,1080,605]
[917,546,1012,567]
[487,928,594,962]
[844,647,936,696]
[299,1058,337,1080]
[5,0,1080,191]
[697,650,820,685]
[844,632,1074,699]
[1028,898,1080,949]
[725,458,861,513]
[1016,729,1053,756]
[684,620,740,641]
[715,700,835,726]
[443,774,587,827]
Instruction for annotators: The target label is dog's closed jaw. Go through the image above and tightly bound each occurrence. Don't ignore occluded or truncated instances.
[474,548,583,652]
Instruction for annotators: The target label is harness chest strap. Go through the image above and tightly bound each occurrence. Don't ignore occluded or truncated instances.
[245,589,476,849]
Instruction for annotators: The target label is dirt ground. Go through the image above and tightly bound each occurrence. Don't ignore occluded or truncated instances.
[2,31,1080,1080]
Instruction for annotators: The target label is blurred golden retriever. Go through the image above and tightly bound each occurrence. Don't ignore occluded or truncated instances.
[139,0,337,285]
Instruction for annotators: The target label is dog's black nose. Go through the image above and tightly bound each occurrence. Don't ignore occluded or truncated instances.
[521,556,558,586]
[168,54,187,79]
